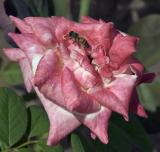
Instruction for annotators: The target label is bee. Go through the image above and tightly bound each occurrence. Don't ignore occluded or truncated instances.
[68,31,90,49]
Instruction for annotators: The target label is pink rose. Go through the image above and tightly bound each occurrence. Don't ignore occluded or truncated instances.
[4,16,155,145]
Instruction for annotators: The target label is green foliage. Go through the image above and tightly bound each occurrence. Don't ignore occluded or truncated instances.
[109,114,153,152]
[0,88,27,147]
[71,133,85,152]
[15,148,32,152]
[0,62,23,86]
[28,106,49,138]
[0,87,63,152]
[129,15,160,111]
[34,140,64,152]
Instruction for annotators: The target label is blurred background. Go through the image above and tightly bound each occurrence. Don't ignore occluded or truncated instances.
[0,0,160,152]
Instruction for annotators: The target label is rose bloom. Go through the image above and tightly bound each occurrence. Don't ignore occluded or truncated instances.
[4,16,155,145]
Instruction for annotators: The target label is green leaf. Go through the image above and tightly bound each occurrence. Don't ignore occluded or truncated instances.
[15,148,32,152]
[0,87,27,147]
[34,140,64,152]
[71,133,85,152]
[110,114,153,152]
[0,62,23,86]
[29,106,49,138]
[0,142,8,151]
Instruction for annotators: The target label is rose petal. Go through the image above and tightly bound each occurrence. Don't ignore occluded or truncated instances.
[10,16,32,33]
[60,45,101,89]
[24,17,56,45]
[3,48,33,92]
[109,33,139,69]
[8,33,44,58]
[76,106,112,144]
[19,58,33,92]
[113,57,144,76]
[35,87,81,145]
[62,67,100,113]
[89,74,137,120]
[3,48,25,61]
[34,49,65,107]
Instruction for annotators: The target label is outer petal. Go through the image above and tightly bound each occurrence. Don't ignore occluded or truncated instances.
[109,33,139,69]
[24,17,56,45]
[19,58,33,92]
[10,16,32,33]
[89,74,137,120]
[3,48,26,61]
[8,33,44,73]
[76,107,112,144]
[8,33,44,56]
[34,49,65,107]
[3,48,33,92]
[35,87,81,145]
[113,57,144,76]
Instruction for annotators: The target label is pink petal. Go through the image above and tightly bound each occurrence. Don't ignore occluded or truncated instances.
[10,16,32,33]
[3,48,33,92]
[34,49,58,87]
[76,107,112,144]
[35,87,81,145]
[113,57,144,76]
[59,45,101,89]
[8,33,44,64]
[62,67,100,113]
[3,48,25,61]
[109,33,139,69]
[34,49,65,107]
[19,58,33,92]
[24,17,56,45]
[89,74,137,120]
